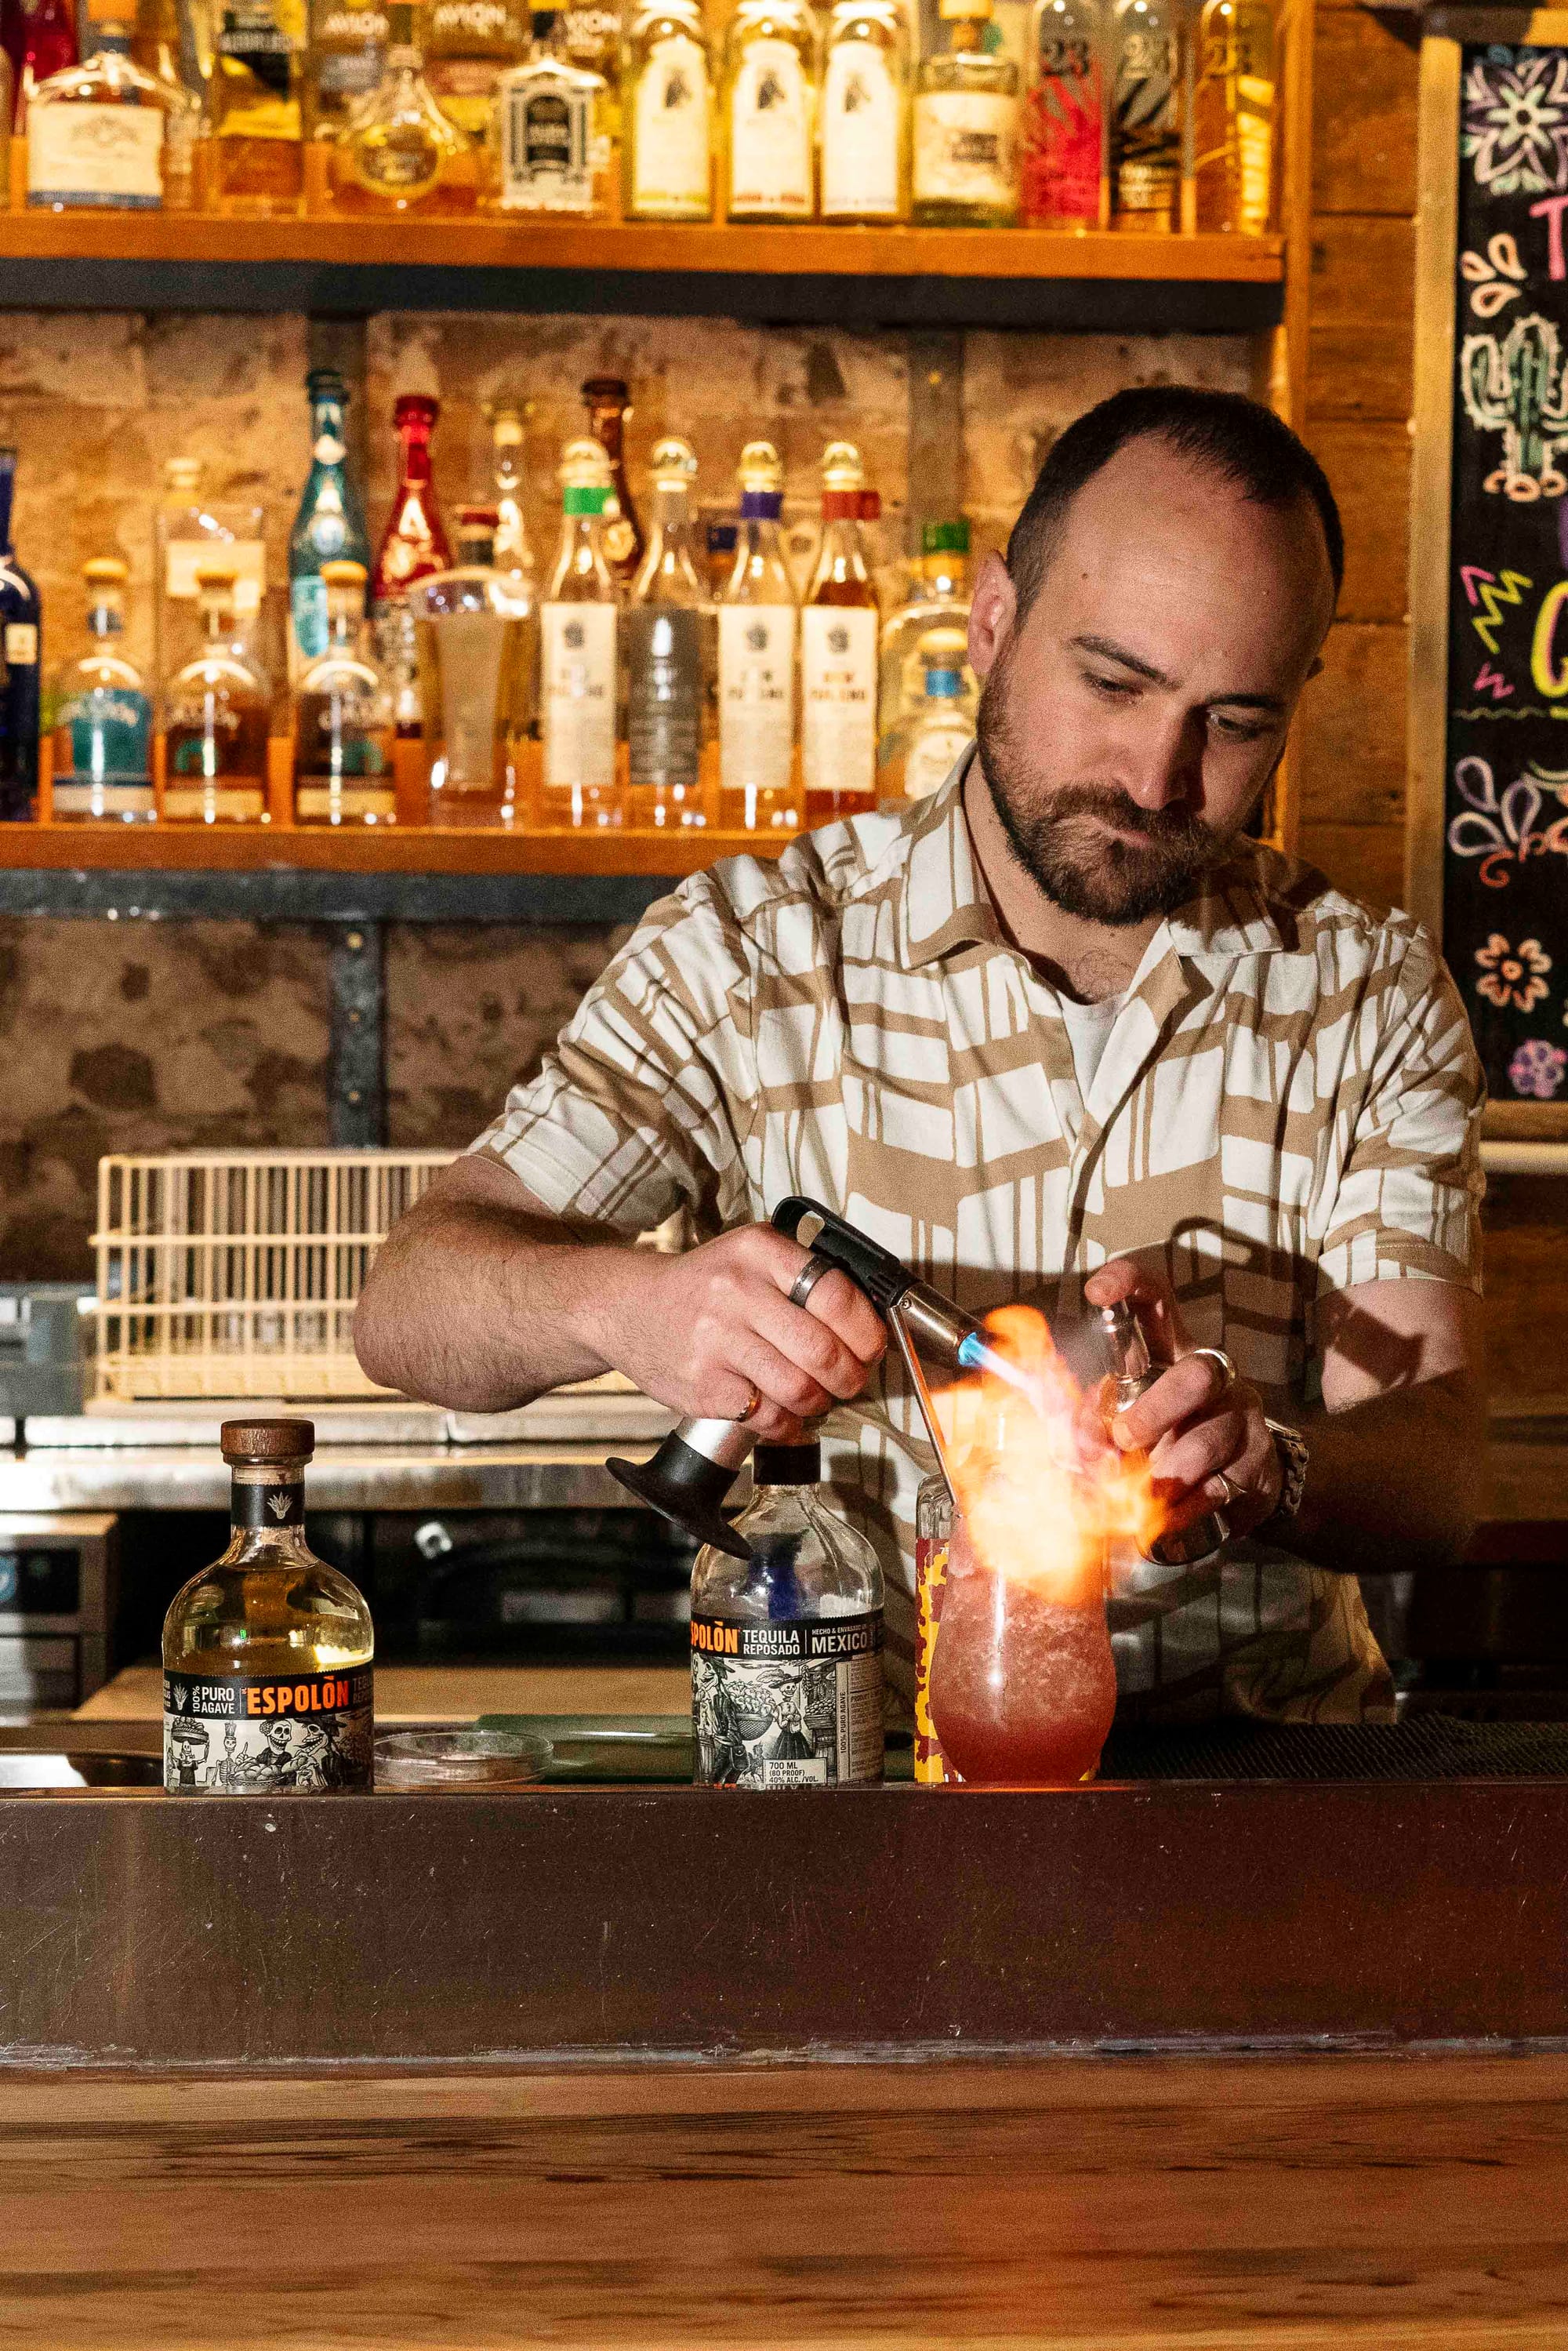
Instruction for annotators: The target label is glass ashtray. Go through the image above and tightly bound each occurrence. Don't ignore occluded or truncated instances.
[375,1728,550,1791]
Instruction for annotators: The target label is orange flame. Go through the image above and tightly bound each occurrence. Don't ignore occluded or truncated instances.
[933,1304,1168,1607]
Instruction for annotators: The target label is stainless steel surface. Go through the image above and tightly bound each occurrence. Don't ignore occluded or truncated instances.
[886,1297,954,1497]
[27,1386,676,1450]
[897,1281,983,1361]
[0,1445,664,1513]
[671,1418,758,1471]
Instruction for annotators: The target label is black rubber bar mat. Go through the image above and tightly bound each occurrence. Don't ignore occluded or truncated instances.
[1101,1713,1568,1781]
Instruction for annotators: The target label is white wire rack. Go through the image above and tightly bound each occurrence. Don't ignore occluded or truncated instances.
[92,1149,455,1401]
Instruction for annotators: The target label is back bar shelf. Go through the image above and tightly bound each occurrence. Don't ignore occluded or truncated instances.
[0,214,1286,329]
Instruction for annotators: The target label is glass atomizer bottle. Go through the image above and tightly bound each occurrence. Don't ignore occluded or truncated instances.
[50,558,155,825]
[717,438,800,833]
[539,435,622,828]
[802,438,880,824]
[625,434,713,829]
[691,1441,884,1790]
[163,1419,375,1793]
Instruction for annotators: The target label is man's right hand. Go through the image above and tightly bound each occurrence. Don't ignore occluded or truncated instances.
[586,1223,887,1443]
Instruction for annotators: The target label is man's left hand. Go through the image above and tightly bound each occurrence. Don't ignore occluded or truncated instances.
[1083,1259,1283,1537]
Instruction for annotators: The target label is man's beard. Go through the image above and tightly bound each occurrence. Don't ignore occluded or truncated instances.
[975,651,1236,927]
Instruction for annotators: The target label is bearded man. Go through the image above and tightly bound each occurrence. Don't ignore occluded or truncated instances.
[357,385,1485,1724]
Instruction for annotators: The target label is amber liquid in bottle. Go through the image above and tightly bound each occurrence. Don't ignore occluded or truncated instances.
[162,1418,375,1793]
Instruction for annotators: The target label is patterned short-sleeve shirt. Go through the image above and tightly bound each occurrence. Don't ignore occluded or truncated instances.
[474,761,1485,1724]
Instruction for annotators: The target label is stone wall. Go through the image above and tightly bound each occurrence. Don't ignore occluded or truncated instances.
[0,307,1254,1279]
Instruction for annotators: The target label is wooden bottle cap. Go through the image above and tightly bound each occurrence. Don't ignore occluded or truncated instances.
[220,1419,315,1465]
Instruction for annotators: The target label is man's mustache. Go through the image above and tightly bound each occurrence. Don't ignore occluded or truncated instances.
[1040,783,1210,848]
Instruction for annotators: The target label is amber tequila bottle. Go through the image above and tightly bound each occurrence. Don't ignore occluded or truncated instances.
[208,0,306,212]
[1192,0,1274,232]
[625,435,713,829]
[424,0,525,138]
[717,440,800,834]
[162,1419,374,1795]
[819,0,907,223]
[622,0,712,219]
[1109,0,1179,227]
[293,559,397,825]
[305,0,390,137]
[581,374,644,586]
[372,392,452,736]
[913,0,1018,225]
[330,0,470,208]
[724,0,816,220]
[163,567,271,824]
[539,438,622,828]
[1022,0,1105,226]
[802,440,880,823]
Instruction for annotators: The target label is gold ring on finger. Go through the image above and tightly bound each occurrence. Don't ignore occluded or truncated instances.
[733,1383,763,1425]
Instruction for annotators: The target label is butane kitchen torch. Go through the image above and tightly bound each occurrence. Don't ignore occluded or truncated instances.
[606,1197,996,1559]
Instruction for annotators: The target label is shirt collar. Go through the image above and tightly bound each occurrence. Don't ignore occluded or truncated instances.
[897,748,1290,972]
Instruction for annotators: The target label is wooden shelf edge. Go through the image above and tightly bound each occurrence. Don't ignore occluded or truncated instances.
[0,823,789,878]
[0,213,1285,285]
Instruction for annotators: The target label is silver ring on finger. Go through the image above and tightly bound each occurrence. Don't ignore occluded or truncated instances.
[1214,1469,1241,1507]
[1191,1345,1237,1396]
[789,1252,836,1311]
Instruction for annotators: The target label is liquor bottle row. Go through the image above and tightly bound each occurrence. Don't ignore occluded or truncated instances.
[0,0,1279,234]
[0,368,978,834]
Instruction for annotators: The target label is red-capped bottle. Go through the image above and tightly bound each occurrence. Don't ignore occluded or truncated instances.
[371,393,452,737]
[5,0,78,125]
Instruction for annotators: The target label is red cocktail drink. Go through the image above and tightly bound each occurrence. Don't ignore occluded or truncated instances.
[926,1510,1116,1787]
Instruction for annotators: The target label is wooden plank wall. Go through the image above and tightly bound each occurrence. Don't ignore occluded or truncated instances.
[1294,0,1420,910]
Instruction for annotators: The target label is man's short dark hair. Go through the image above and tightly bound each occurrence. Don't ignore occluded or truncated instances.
[1005,386,1345,614]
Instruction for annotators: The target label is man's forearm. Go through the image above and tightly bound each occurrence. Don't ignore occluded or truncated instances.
[355,1185,633,1412]
[1278,1372,1486,1576]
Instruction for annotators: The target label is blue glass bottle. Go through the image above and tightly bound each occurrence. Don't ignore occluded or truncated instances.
[288,369,372,686]
[0,448,42,822]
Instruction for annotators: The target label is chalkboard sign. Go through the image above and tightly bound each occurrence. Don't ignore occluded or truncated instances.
[1411,11,1568,1126]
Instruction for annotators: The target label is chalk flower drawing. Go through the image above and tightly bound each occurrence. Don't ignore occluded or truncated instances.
[1510,1039,1568,1096]
[1447,754,1568,882]
[1463,49,1568,194]
[1461,232,1527,318]
[1475,932,1552,1011]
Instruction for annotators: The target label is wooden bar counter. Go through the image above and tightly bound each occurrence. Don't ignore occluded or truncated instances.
[1,1773,1566,2346]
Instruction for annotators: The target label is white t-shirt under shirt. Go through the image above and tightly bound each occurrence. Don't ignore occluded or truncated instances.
[1057,988,1125,1096]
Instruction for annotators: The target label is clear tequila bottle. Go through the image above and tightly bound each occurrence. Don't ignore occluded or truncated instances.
[27,0,194,209]
[625,434,713,829]
[717,439,800,834]
[877,515,971,743]
[801,439,880,823]
[156,456,267,718]
[1021,0,1105,226]
[1109,0,1179,227]
[913,0,1018,225]
[539,436,622,828]
[622,0,712,218]
[162,1419,374,1795]
[819,0,907,223]
[50,558,155,825]
[163,567,271,824]
[724,0,816,220]
[488,402,537,587]
[485,6,609,211]
[292,558,397,826]
[877,626,974,801]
